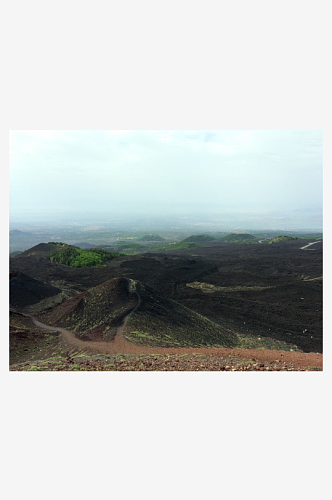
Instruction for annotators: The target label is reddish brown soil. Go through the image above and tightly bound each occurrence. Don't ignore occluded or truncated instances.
[31,317,322,369]
[10,354,321,371]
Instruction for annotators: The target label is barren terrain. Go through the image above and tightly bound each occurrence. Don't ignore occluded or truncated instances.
[9,238,323,371]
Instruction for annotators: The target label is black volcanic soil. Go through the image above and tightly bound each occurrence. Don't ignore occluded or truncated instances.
[10,243,218,294]
[10,269,61,308]
[38,278,137,342]
[9,309,63,365]
[124,280,237,348]
[10,239,323,356]
[165,239,322,353]
[36,278,238,348]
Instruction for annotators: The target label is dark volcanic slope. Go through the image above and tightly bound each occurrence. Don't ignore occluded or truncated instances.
[9,310,62,365]
[38,278,137,342]
[124,280,238,348]
[157,239,323,353]
[11,239,323,353]
[10,269,61,308]
[10,243,217,295]
[38,277,238,348]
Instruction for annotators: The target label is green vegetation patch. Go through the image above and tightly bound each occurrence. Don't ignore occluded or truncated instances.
[218,233,258,243]
[46,244,124,267]
[146,242,201,252]
[236,332,302,351]
[267,236,299,244]
[181,234,217,243]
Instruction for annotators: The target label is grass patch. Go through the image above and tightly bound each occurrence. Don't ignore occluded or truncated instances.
[236,332,302,352]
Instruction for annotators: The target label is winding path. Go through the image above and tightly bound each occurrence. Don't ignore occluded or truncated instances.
[31,274,323,371]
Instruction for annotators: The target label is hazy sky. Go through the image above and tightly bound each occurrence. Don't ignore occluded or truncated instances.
[9,130,323,216]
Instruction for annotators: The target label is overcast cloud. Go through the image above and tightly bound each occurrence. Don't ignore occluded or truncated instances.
[9,130,323,216]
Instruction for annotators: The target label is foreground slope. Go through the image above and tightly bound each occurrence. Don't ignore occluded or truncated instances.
[36,277,302,351]
[38,277,238,348]
[10,307,322,370]
[123,280,238,348]
[9,309,63,365]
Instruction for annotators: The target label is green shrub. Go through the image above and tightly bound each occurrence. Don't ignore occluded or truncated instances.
[46,244,124,267]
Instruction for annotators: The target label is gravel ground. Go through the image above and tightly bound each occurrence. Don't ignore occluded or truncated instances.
[9,353,322,371]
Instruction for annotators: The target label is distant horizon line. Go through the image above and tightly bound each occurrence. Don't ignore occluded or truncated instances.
[9,206,323,215]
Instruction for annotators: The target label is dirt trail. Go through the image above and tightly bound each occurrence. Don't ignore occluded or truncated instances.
[31,278,323,369]
[31,303,323,371]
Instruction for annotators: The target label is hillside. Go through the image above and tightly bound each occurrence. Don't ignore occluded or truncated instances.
[13,242,58,258]
[39,278,137,341]
[10,269,61,308]
[10,238,323,354]
[36,276,303,352]
[139,234,166,241]
[267,236,300,243]
[181,234,217,243]
[39,277,238,348]
[124,280,238,348]
[9,251,22,257]
[46,243,124,267]
[9,309,63,365]
[218,233,258,243]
